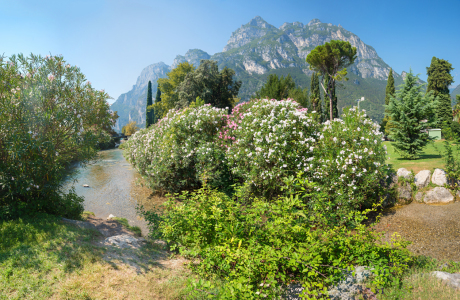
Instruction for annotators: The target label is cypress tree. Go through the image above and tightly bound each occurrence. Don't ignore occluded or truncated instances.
[382,69,395,135]
[309,73,322,119]
[426,57,454,129]
[154,85,162,124]
[146,81,153,128]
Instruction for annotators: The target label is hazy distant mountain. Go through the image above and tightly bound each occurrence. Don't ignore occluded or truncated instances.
[452,85,460,101]
[111,16,403,131]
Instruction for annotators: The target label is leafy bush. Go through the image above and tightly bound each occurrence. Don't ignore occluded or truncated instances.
[311,107,388,219]
[123,104,231,193]
[221,99,318,198]
[0,54,117,219]
[127,99,388,218]
[142,183,413,299]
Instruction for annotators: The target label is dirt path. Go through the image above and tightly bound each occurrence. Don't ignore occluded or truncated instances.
[373,202,460,261]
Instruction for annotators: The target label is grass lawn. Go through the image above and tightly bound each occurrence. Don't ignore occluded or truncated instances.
[384,139,460,173]
[0,213,193,300]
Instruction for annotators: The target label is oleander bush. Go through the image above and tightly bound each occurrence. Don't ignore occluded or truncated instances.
[123,104,232,193]
[126,99,389,218]
[0,54,117,219]
[142,182,413,299]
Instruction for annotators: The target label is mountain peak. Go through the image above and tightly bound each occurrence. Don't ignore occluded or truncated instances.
[307,18,322,26]
[247,16,274,29]
[223,16,278,52]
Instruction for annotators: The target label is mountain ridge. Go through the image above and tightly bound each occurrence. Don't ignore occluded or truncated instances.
[111,16,401,131]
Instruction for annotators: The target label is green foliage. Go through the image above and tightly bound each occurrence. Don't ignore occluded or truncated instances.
[309,73,321,113]
[112,217,142,236]
[155,62,195,119]
[386,70,437,159]
[427,57,455,128]
[177,60,241,113]
[0,54,116,219]
[153,85,162,124]
[121,121,139,136]
[254,73,309,109]
[146,81,153,128]
[442,140,460,190]
[123,105,230,193]
[382,69,395,135]
[143,184,413,299]
[306,40,357,121]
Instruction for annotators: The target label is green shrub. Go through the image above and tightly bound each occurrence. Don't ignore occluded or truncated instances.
[0,54,117,219]
[142,182,413,299]
[123,104,231,193]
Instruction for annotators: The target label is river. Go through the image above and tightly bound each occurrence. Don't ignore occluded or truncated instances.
[62,148,160,236]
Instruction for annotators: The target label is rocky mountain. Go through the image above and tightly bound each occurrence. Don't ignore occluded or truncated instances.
[452,85,460,101]
[111,16,403,131]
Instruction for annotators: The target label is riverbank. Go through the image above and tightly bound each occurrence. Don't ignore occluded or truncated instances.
[0,212,192,299]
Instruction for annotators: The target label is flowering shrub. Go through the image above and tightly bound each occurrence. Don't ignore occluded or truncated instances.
[124,104,231,193]
[222,99,319,198]
[0,54,117,219]
[308,107,388,221]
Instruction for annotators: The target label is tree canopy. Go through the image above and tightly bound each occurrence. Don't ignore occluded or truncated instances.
[177,60,241,112]
[306,40,357,121]
[155,62,195,118]
[386,70,436,159]
[254,73,308,108]
[426,57,455,129]
[381,69,395,135]
[146,80,153,128]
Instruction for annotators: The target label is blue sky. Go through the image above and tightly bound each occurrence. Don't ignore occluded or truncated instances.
[2,0,459,104]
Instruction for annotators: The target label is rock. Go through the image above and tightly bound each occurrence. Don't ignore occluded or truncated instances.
[104,234,143,249]
[397,183,412,204]
[83,184,89,187]
[328,266,375,300]
[431,271,460,290]
[414,170,431,188]
[432,168,447,186]
[107,214,116,220]
[283,266,375,300]
[62,218,98,231]
[424,187,454,204]
[415,192,424,202]
[397,168,412,179]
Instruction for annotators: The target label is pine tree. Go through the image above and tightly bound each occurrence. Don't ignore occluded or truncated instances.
[154,85,162,124]
[146,81,153,128]
[386,70,437,159]
[382,69,395,135]
[427,57,454,129]
[309,73,322,119]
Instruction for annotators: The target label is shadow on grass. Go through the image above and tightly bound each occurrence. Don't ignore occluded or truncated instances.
[0,213,103,274]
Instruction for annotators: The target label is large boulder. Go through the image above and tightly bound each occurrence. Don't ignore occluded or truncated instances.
[415,192,424,202]
[397,183,412,204]
[397,168,412,180]
[424,187,454,204]
[431,271,460,290]
[432,168,447,186]
[414,170,431,188]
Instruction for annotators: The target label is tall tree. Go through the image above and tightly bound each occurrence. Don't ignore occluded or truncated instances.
[145,81,153,128]
[254,73,296,100]
[156,62,195,118]
[426,57,455,129]
[153,86,161,123]
[177,60,241,112]
[309,73,322,117]
[306,40,357,121]
[386,70,437,159]
[381,69,395,134]
[323,74,338,119]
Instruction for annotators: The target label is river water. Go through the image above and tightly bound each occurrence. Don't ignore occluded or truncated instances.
[62,148,159,236]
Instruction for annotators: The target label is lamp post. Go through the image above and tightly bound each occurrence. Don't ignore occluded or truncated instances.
[357,97,365,110]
